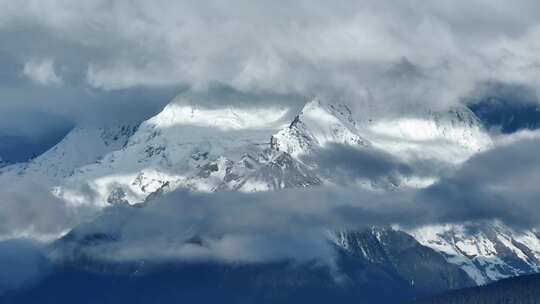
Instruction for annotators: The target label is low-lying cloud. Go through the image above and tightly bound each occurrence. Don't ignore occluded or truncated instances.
[1,132,540,293]
[0,176,96,241]
[311,143,415,185]
[49,133,540,266]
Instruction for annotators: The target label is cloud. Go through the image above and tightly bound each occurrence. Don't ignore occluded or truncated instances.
[3,1,540,159]
[22,58,63,86]
[310,143,415,185]
[418,132,540,228]
[50,133,540,265]
[3,1,540,102]
[0,176,96,241]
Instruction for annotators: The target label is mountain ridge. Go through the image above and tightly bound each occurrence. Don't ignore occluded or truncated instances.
[1,93,539,289]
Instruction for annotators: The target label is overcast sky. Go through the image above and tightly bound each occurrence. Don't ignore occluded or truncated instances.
[2,0,540,160]
[3,1,540,292]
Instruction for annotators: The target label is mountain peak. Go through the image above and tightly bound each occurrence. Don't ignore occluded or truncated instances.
[146,96,290,131]
[271,98,369,158]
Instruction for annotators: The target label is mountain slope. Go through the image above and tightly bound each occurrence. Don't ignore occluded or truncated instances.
[272,99,492,165]
[411,224,540,285]
[413,273,540,304]
[0,259,418,304]
[0,218,473,304]
[55,97,321,206]
[332,228,475,294]
[50,96,494,207]
[272,100,370,158]
[3,93,538,292]
[0,125,136,180]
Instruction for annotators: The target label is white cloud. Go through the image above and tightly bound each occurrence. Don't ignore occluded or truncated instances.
[0,0,539,138]
[0,0,538,110]
[22,58,63,86]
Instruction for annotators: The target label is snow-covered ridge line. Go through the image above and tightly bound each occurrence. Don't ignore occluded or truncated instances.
[0,124,137,179]
[148,98,290,131]
[272,99,369,158]
[272,99,492,164]
[410,223,540,285]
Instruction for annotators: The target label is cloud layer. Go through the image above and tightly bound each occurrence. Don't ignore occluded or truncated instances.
[49,133,540,265]
[2,1,540,159]
[2,131,540,258]
[1,129,540,292]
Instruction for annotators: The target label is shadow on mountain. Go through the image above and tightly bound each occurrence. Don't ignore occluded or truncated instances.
[0,225,477,304]
[0,259,415,304]
[412,273,540,304]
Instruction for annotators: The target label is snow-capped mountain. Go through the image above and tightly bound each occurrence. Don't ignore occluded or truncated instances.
[53,96,492,207]
[271,100,370,158]
[0,125,136,181]
[273,99,491,165]
[2,93,539,287]
[411,223,540,285]
[53,97,324,207]
[330,227,475,293]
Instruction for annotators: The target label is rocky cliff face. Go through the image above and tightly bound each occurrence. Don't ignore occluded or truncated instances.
[332,228,475,293]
